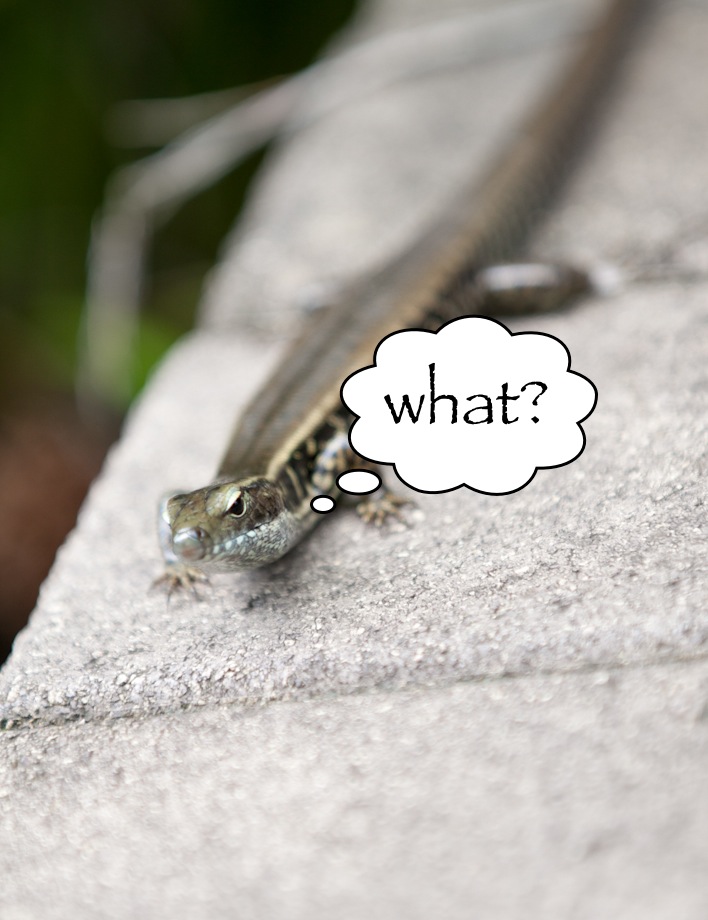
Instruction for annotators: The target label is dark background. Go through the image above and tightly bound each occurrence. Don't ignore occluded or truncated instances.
[0,0,357,661]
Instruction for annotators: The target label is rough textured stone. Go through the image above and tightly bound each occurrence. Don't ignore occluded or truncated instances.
[2,666,708,920]
[2,0,706,728]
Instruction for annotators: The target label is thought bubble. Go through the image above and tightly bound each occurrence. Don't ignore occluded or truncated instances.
[340,316,597,495]
[310,470,382,514]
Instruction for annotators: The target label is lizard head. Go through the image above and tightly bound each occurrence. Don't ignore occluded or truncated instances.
[159,478,300,570]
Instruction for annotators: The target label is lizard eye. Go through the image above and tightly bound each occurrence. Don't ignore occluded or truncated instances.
[227,494,246,517]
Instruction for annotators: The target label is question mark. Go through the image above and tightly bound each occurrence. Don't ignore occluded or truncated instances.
[521,381,548,424]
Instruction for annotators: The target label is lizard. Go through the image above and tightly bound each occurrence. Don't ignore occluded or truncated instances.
[157,0,648,589]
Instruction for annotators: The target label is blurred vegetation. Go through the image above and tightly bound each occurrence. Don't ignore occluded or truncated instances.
[0,0,358,411]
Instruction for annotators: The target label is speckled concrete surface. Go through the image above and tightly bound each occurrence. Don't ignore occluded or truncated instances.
[2,666,708,920]
[1,1,707,917]
[2,271,706,728]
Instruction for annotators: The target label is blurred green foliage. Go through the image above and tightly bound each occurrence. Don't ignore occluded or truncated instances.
[0,0,357,408]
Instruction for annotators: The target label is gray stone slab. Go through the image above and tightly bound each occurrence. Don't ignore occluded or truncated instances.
[4,276,707,727]
[2,664,708,920]
[1,0,707,727]
[533,0,708,272]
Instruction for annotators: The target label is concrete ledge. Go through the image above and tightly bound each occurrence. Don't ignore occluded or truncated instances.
[2,663,708,919]
[1,0,707,728]
[1,269,707,728]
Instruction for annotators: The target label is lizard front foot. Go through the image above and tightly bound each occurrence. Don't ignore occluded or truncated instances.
[152,565,210,600]
[356,490,412,527]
